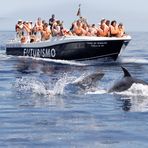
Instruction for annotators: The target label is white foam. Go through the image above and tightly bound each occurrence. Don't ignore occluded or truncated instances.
[18,56,87,66]
[119,57,148,64]
[15,77,47,95]
[115,83,148,97]
[53,75,76,95]
[86,89,107,94]
[15,74,87,96]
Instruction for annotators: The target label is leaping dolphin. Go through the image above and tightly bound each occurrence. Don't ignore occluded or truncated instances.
[73,72,104,90]
[109,67,148,92]
[64,72,104,93]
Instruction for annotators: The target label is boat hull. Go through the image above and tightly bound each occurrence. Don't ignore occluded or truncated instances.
[6,36,131,61]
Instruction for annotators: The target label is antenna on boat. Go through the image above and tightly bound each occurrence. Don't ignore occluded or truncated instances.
[77,4,81,18]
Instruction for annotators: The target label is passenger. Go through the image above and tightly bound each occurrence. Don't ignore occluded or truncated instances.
[41,23,51,41]
[28,21,33,35]
[34,18,43,41]
[97,19,109,37]
[52,20,62,36]
[117,23,125,37]
[88,24,98,36]
[81,23,88,36]
[106,20,110,27]
[22,21,31,42]
[105,20,110,36]
[24,21,31,33]
[14,15,127,42]
[42,20,46,26]
[73,20,83,36]
[35,17,43,32]
[15,20,23,39]
[49,14,56,29]
[110,20,118,37]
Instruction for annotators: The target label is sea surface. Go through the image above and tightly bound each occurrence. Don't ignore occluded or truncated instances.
[0,31,148,148]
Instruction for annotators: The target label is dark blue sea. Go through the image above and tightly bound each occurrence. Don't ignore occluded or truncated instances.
[0,31,148,148]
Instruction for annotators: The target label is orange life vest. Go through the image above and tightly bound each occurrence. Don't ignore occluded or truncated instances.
[110,25,118,37]
[75,27,83,36]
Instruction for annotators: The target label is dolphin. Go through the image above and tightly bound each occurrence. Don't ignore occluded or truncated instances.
[73,72,104,90]
[64,72,104,93]
[109,67,148,92]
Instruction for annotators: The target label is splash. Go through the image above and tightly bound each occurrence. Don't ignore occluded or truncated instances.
[14,74,79,96]
[86,89,107,95]
[53,74,76,95]
[15,77,47,95]
[115,83,148,98]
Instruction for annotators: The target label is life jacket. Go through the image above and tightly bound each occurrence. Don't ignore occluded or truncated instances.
[24,24,31,33]
[42,29,51,40]
[35,22,43,31]
[110,25,118,37]
[97,24,109,37]
[75,27,83,36]
[117,27,125,37]
[15,24,23,31]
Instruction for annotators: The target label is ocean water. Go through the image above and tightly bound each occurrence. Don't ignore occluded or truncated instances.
[0,31,148,148]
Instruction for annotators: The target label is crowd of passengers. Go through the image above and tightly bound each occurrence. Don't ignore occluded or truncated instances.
[15,14,126,44]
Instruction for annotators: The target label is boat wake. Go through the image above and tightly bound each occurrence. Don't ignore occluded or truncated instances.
[17,56,88,66]
[118,57,148,64]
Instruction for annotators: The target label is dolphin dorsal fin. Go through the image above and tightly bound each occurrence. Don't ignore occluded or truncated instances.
[121,66,131,77]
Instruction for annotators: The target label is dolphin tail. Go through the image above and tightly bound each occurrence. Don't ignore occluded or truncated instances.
[121,66,131,77]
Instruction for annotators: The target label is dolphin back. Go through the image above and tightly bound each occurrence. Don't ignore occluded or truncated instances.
[108,77,133,92]
[109,67,148,93]
[73,72,104,90]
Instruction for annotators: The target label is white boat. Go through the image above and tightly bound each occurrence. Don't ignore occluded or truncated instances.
[6,35,131,61]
